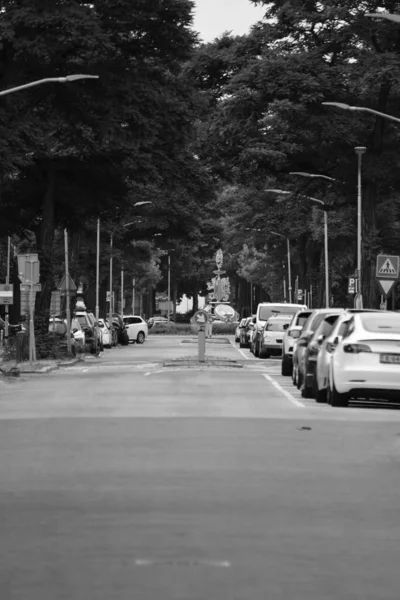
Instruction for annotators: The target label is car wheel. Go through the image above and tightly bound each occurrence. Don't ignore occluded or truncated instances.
[137,331,145,344]
[281,354,292,376]
[327,375,348,407]
[239,341,245,348]
[315,387,327,403]
[235,337,240,343]
[301,382,313,399]
[254,342,260,358]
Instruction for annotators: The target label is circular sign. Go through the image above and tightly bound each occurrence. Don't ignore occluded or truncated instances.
[214,304,235,321]
[193,310,209,325]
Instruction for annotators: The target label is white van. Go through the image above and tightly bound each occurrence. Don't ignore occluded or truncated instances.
[251,302,308,357]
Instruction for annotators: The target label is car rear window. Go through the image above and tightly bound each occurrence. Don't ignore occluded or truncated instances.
[296,312,312,327]
[361,314,400,334]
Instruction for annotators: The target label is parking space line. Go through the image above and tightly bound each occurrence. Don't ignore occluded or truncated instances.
[263,374,305,408]
[230,340,250,360]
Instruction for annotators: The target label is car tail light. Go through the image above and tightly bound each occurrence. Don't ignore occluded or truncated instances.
[343,343,371,354]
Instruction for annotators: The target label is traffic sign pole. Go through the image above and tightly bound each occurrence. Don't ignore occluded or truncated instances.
[64,229,71,354]
[4,236,10,345]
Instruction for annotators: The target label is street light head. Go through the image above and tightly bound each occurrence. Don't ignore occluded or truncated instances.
[133,201,152,207]
[365,12,400,23]
[355,146,367,155]
[264,188,292,195]
[64,74,100,82]
[322,101,351,110]
[289,172,338,182]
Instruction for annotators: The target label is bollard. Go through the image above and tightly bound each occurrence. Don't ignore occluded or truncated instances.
[198,325,206,362]
[16,331,25,363]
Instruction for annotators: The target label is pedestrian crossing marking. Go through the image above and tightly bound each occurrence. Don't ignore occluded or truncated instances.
[378,258,397,275]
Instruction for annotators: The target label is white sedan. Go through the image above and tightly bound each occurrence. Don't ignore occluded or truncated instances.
[123,315,148,344]
[327,312,400,407]
[97,318,112,348]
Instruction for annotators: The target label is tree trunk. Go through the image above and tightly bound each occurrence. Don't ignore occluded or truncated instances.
[192,288,198,312]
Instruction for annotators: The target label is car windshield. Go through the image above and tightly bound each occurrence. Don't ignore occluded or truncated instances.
[259,306,302,321]
[361,314,400,334]
[297,313,311,327]
[266,320,289,332]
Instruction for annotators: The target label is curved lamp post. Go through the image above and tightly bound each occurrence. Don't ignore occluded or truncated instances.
[0,74,99,97]
[266,188,330,308]
[322,102,400,125]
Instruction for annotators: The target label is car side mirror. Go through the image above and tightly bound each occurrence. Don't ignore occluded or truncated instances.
[283,323,289,330]
[289,329,300,339]
[333,336,339,345]
[317,334,325,344]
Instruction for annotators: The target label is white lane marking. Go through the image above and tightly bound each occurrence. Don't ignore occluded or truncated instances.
[144,372,151,376]
[134,559,231,568]
[229,340,250,360]
[263,374,305,408]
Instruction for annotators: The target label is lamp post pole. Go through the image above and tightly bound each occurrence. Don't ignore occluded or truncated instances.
[355,146,366,308]
[167,254,171,322]
[95,219,100,321]
[4,236,10,344]
[0,74,99,97]
[286,237,292,303]
[109,234,113,328]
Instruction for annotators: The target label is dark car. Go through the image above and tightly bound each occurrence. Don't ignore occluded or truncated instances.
[111,313,129,345]
[300,313,343,398]
[239,316,255,348]
[75,310,102,354]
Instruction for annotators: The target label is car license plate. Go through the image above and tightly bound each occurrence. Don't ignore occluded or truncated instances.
[380,354,400,364]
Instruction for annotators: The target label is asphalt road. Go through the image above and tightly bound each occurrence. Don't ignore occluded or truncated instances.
[1,335,400,599]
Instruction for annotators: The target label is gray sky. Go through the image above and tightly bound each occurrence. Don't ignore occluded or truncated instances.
[192,0,265,43]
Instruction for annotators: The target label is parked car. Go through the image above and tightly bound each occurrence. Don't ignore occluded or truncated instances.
[315,309,382,403]
[247,316,257,348]
[327,311,400,407]
[148,316,170,329]
[239,316,255,348]
[251,303,308,357]
[235,319,245,343]
[48,317,78,356]
[123,315,148,344]
[259,314,293,359]
[281,309,312,375]
[300,312,344,398]
[97,318,112,348]
[292,308,343,390]
[111,313,129,345]
[74,310,102,355]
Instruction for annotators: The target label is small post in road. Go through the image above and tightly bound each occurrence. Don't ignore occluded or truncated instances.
[194,310,208,362]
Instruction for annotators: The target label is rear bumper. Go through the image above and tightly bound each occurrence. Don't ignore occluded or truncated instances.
[335,364,400,395]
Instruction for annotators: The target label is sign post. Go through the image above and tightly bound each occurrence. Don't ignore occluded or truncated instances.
[376,254,400,309]
[194,310,208,362]
[23,259,40,366]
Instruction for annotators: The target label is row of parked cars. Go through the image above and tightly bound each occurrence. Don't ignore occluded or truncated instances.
[48,311,149,356]
[236,303,400,407]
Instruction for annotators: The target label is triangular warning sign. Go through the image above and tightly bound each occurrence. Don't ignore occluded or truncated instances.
[378,279,395,296]
[57,274,77,292]
[378,258,397,275]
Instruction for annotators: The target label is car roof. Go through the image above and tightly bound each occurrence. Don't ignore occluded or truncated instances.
[123,315,143,318]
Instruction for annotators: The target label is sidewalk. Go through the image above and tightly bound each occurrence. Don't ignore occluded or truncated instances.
[0,356,83,375]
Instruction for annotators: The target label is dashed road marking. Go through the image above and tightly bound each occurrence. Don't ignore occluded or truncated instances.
[263,374,305,408]
[229,340,250,360]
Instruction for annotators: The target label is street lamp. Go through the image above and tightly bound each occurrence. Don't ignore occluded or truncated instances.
[365,12,400,23]
[355,146,367,309]
[289,172,339,183]
[0,74,99,97]
[266,188,330,308]
[322,102,400,125]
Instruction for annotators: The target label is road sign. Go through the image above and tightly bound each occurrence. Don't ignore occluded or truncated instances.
[20,291,37,316]
[0,283,13,305]
[58,274,77,293]
[297,290,303,301]
[194,309,209,325]
[377,279,395,296]
[24,260,40,284]
[376,255,400,280]
[50,290,61,315]
[20,283,42,292]
[348,277,356,294]
[18,254,38,283]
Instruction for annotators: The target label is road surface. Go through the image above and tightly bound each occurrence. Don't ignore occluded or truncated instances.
[1,335,400,599]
